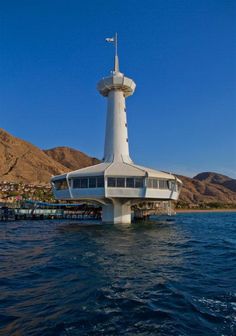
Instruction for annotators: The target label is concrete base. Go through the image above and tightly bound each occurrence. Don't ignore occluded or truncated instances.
[102,201,131,224]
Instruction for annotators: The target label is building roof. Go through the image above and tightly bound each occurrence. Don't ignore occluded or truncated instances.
[52,161,181,182]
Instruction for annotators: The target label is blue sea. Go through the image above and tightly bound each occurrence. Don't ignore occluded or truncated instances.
[0,213,235,336]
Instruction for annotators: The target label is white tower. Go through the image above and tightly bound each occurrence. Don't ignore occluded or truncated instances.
[51,34,182,224]
[97,34,135,163]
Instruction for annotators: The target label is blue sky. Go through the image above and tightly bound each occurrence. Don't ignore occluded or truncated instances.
[0,0,235,178]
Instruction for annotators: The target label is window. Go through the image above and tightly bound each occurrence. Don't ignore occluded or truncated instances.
[89,177,96,188]
[73,178,81,189]
[159,180,168,189]
[80,178,88,188]
[146,178,170,189]
[108,177,116,187]
[106,177,145,188]
[126,178,135,188]
[146,178,153,188]
[54,179,68,190]
[117,178,125,187]
[169,181,177,191]
[73,176,104,189]
[135,178,143,188]
[153,179,158,189]
[97,177,104,188]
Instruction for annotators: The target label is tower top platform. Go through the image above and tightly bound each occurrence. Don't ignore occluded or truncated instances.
[98,33,136,97]
[97,73,136,97]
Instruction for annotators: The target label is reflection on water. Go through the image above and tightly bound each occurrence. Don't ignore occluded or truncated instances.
[0,213,236,335]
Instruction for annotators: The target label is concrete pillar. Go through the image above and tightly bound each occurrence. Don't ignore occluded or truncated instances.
[102,201,131,224]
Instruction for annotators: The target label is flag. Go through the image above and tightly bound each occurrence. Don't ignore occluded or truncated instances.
[105,37,115,43]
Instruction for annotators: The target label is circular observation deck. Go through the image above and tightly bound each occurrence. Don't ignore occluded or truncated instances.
[97,73,136,97]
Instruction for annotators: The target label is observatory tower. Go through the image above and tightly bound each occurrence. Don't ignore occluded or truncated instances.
[97,34,135,164]
[51,34,182,223]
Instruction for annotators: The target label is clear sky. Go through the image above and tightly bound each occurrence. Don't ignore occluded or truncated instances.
[1,0,235,178]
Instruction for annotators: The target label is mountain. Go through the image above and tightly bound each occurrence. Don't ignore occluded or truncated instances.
[0,128,67,184]
[0,128,100,185]
[177,174,236,206]
[44,147,100,170]
[194,172,236,193]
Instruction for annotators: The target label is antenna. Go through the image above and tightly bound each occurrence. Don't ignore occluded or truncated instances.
[114,33,119,72]
[105,33,120,72]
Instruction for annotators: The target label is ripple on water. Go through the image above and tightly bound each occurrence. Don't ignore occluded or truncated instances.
[0,214,236,335]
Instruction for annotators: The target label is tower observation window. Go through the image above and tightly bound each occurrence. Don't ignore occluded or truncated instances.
[126,178,135,188]
[89,177,96,188]
[108,178,116,187]
[135,178,144,188]
[80,178,88,188]
[97,177,104,188]
[117,178,125,187]
[73,176,104,189]
[107,177,145,188]
[169,181,177,191]
[146,178,175,190]
[159,180,168,189]
[53,178,68,190]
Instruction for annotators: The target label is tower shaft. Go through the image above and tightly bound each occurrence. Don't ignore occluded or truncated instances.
[104,90,130,163]
[97,72,136,163]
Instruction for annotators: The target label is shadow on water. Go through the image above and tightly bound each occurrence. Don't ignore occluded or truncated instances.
[0,213,235,335]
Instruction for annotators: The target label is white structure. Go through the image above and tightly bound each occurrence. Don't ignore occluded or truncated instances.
[51,34,182,224]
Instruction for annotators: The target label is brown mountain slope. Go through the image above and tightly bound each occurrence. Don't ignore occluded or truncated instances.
[177,174,236,205]
[44,147,100,170]
[194,172,236,193]
[0,128,68,184]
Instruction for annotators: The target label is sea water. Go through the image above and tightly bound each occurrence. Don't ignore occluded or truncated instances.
[0,213,235,335]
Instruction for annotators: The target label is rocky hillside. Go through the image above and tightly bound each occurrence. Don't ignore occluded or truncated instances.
[177,174,236,206]
[194,172,236,193]
[0,128,235,207]
[44,147,100,170]
[0,128,67,184]
[0,129,101,184]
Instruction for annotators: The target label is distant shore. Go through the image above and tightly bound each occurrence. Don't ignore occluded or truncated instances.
[176,209,236,213]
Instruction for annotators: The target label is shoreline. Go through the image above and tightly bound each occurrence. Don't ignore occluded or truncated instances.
[176,209,236,213]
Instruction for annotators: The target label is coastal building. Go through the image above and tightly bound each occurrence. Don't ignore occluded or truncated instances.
[51,35,182,223]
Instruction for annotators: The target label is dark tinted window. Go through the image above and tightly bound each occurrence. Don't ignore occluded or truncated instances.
[117,178,125,187]
[89,177,96,188]
[126,178,135,188]
[97,177,104,188]
[73,178,81,189]
[80,178,88,188]
[135,178,143,188]
[108,177,116,187]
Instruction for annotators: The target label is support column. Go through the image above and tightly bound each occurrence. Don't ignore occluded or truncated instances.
[102,201,131,224]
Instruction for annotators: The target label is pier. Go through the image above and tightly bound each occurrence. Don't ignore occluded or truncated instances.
[0,202,101,221]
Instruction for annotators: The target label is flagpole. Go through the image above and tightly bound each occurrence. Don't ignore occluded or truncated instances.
[115,32,118,57]
[105,34,119,72]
